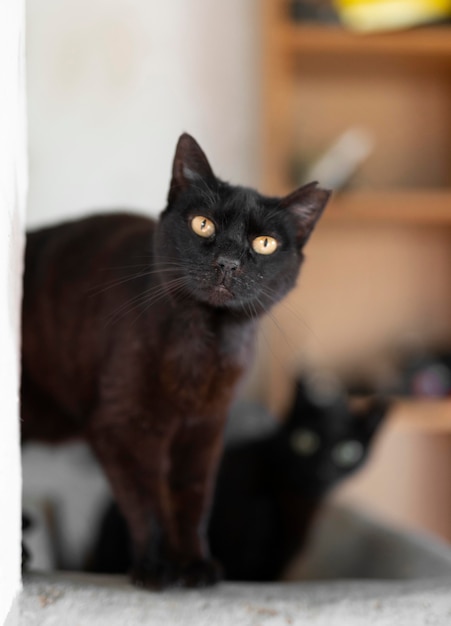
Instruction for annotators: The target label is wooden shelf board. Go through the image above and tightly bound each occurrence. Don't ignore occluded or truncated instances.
[323,190,451,225]
[389,399,451,432]
[278,24,451,58]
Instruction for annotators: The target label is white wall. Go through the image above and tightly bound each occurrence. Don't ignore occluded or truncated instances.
[26,0,259,227]
[0,0,27,622]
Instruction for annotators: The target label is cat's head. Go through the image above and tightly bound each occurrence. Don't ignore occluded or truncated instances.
[275,375,389,495]
[155,133,330,316]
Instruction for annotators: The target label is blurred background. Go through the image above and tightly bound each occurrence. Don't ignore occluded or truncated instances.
[26,0,259,227]
[23,0,451,578]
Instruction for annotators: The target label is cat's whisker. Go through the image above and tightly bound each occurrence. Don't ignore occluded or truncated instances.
[244,300,257,324]
[257,283,325,349]
[265,310,298,359]
[98,264,150,271]
[255,288,330,381]
[247,306,296,394]
[90,270,155,297]
[272,299,327,356]
[105,277,188,328]
[98,260,182,271]
[104,292,152,329]
[260,329,296,387]
[128,276,188,311]
[89,266,183,297]
[127,280,190,328]
[250,295,296,384]
[128,254,186,266]
[166,280,193,306]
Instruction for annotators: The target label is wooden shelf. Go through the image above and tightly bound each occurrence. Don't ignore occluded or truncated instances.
[277,24,451,60]
[390,399,451,432]
[324,190,451,225]
[262,0,451,540]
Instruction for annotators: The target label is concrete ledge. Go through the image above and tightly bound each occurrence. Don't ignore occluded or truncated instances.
[20,572,451,626]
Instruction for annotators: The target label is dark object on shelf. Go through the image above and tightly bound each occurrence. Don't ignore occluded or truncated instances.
[289,0,339,23]
[400,351,451,398]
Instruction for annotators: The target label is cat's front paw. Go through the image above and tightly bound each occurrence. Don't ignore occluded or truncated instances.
[131,557,182,591]
[179,557,223,588]
[131,553,222,590]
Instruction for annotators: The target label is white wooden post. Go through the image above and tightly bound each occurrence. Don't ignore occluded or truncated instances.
[0,0,27,622]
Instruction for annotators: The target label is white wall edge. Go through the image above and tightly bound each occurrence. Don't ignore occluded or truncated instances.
[0,0,27,621]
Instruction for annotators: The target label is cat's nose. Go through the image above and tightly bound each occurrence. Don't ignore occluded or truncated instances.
[216,255,240,273]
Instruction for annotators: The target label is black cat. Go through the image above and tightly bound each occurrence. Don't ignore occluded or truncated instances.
[209,375,388,580]
[21,133,330,588]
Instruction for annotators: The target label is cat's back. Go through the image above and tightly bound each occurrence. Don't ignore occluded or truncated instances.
[25,212,154,279]
[23,211,157,340]
[24,212,156,305]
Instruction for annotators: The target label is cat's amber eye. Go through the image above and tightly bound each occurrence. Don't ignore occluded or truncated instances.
[191,216,215,238]
[252,236,278,255]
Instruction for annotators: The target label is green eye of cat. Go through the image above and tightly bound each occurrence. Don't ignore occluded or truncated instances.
[290,429,320,456]
[191,216,215,238]
[331,440,364,467]
[252,236,278,255]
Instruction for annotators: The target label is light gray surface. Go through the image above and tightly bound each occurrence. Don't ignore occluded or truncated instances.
[20,408,451,626]
[19,572,451,626]
[4,601,19,626]
[285,503,451,581]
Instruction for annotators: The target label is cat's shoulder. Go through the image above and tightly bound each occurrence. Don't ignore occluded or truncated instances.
[25,212,157,271]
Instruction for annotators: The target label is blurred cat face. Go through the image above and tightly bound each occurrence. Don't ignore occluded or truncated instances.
[288,424,366,490]
[277,380,388,495]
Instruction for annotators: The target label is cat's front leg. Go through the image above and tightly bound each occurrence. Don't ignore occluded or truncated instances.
[170,416,226,587]
[87,420,181,589]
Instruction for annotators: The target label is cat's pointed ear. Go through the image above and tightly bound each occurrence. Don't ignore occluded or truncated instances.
[168,133,215,204]
[281,182,331,244]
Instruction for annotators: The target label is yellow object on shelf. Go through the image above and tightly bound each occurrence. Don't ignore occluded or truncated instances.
[334,0,451,31]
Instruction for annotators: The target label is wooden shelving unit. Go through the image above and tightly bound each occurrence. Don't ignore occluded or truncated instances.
[260,0,451,540]
[326,190,451,225]
[261,1,451,203]
[391,399,451,432]
[275,24,451,59]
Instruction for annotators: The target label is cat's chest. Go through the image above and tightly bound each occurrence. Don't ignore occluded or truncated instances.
[159,312,255,416]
